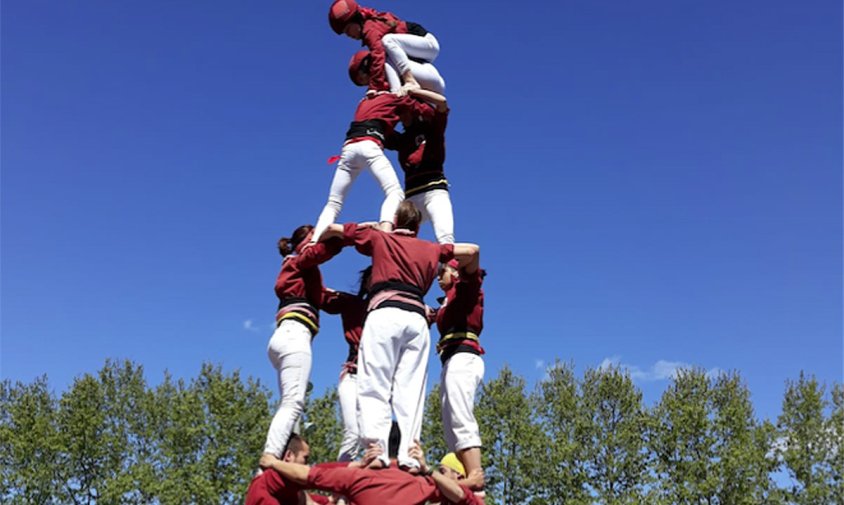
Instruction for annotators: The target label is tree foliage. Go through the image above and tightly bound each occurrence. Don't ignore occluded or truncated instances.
[0,360,840,504]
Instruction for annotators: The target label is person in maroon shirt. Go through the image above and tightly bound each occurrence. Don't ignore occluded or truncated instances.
[390,87,453,244]
[245,435,331,505]
[319,201,480,471]
[311,93,435,243]
[264,225,343,459]
[259,430,482,505]
[321,266,371,462]
[435,256,487,490]
[347,47,444,95]
[329,0,442,94]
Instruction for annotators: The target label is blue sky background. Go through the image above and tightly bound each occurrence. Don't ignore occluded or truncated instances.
[2,0,841,422]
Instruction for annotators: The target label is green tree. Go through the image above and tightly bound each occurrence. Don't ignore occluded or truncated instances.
[53,373,113,504]
[303,386,343,464]
[151,372,208,504]
[422,383,446,465]
[648,368,716,504]
[0,377,60,504]
[94,360,156,504]
[829,383,843,504]
[476,366,545,505]
[709,372,781,505]
[776,372,835,504]
[192,364,272,503]
[532,360,589,505]
[578,365,648,505]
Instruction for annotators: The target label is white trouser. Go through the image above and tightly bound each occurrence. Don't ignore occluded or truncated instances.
[408,189,454,244]
[337,372,360,461]
[382,32,440,72]
[356,307,430,469]
[385,59,445,94]
[264,319,313,457]
[313,140,404,241]
[441,352,484,451]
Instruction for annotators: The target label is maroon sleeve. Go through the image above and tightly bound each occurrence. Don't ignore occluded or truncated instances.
[438,243,455,263]
[362,20,392,91]
[261,470,288,495]
[457,485,483,505]
[424,110,448,166]
[407,97,435,123]
[307,464,356,496]
[297,237,343,269]
[322,289,356,315]
[450,288,479,319]
[343,223,376,256]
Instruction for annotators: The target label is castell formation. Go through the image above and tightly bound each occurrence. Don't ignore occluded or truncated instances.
[245,2,487,504]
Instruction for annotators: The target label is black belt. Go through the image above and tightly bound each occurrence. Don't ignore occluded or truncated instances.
[405,21,428,37]
[346,120,386,142]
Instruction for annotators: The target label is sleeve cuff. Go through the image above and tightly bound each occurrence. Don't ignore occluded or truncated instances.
[439,243,455,263]
[342,223,359,245]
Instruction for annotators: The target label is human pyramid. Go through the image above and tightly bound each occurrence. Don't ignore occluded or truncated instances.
[245,2,486,504]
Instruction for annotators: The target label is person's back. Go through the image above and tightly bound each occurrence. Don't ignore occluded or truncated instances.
[308,465,438,505]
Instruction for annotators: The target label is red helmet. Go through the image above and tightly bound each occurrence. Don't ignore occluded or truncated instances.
[329,0,360,34]
[348,50,371,86]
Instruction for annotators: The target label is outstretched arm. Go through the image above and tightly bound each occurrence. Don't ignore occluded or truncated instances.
[259,454,310,486]
[431,471,467,503]
[407,88,448,113]
[409,440,468,504]
[452,243,480,274]
[319,224,346,241]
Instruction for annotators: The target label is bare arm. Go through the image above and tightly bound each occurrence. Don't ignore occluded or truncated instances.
[319,224,346,241]
[431,471,467,503]
[259,454,310,486]
[452,243,480,274]
[407,88,448,112]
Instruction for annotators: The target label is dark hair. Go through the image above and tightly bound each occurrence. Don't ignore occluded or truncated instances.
[278,225,314,256]
[388,421,400,459]
[284,434,307,456]
[394,201,422,232]
[357,266,373,298]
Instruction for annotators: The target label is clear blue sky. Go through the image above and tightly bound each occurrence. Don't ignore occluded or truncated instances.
[2,0,841,422]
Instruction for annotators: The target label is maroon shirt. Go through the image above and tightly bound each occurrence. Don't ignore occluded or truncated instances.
[307,465,478,505]
[435,269,485,361]
[391,108,448,197]
[244,470,302,505]
[348,94,434,146]
[274,238,343,334]
[342,224,454,296]
[358,6,409,91]
[321,288,367,370]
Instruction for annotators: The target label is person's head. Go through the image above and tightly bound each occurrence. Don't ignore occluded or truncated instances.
[357,266,373,298]
[348,50,371,86]
[438,453,466,481]
[394,200,422,233]
[329,0,363,38]
[438,259,460,291]
[278,225,314,256]
[282,434,310,464]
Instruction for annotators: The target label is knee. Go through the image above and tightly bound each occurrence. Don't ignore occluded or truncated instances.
[381,34,397,49]
[286,397,305,416]
[326,196,344,210]
[385,184,404,197]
